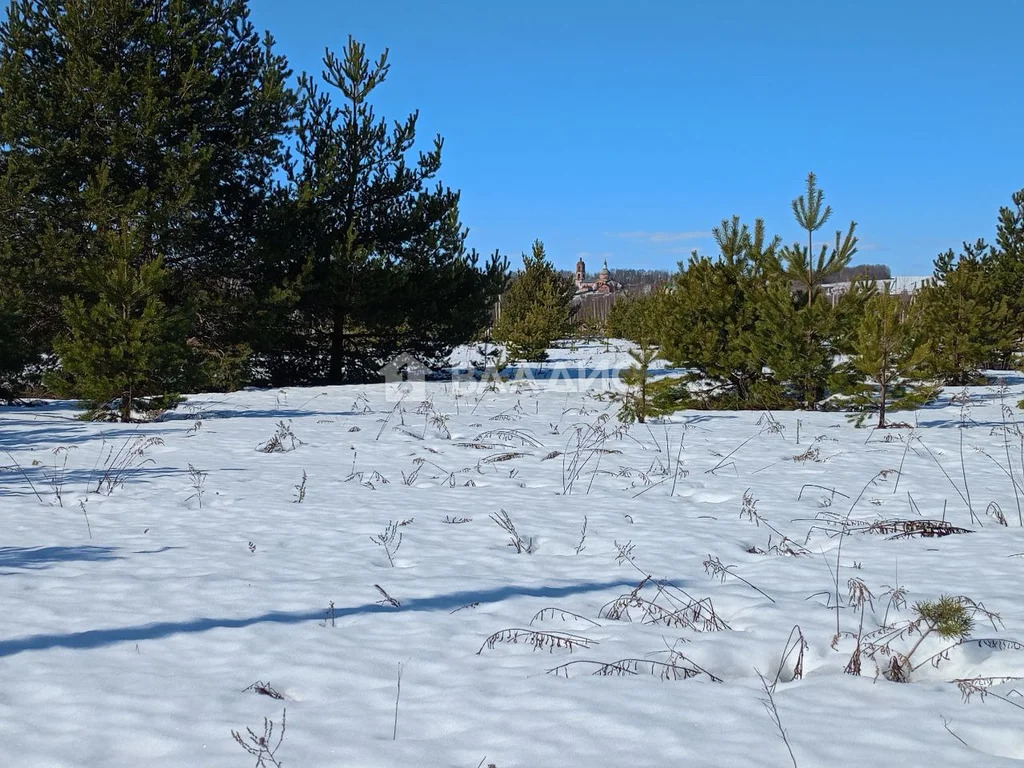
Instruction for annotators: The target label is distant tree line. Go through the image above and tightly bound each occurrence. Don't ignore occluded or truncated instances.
[0,0,508,417]
[494,174,1024,427]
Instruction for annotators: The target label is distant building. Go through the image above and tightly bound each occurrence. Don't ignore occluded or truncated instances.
[575,258,622,296]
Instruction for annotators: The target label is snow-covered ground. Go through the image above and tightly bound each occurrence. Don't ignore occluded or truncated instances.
[4,341,1024,767]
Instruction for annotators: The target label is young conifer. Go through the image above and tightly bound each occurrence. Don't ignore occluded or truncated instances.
[492,241,575,362]
[661,217,783,407]
[47,224,185,422]
[916,246,1013,385]
[847,289,935,428]
[781,172,858,305]
[607,293,674,423]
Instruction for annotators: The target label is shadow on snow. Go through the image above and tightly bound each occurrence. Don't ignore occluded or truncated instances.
[0,545,122,572]
[0,577,650,658]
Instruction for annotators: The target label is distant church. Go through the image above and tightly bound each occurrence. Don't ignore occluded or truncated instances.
[575,258,622,296]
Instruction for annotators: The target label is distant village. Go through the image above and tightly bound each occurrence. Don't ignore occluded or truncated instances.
[566,258,930,326]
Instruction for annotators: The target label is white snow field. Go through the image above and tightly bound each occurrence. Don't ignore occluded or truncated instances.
[5,341,1024,767]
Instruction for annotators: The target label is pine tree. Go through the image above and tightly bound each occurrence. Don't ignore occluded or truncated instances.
[0,286,31,402]
[753,284,834,407]
[46,224,186,422]
[983,189,1024,365]
[847,290,935,428]
[274,37,506,384]
[0,230,35,401]
[748,173,861,408]
[753,275,874,409]
[780,172,858,305]
[661,217,783,407]
[492,241,575,362]
[0,0,296,384]
[606,293,675,423]
[917,246,1013,385]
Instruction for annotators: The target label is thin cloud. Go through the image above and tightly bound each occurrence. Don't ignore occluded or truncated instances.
[859,242,889,253]
[610,231,712,243]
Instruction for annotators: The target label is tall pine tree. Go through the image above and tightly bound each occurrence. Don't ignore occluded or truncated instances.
[0,0,296,389]
[983,189,1024,365]
[271,37,506,384]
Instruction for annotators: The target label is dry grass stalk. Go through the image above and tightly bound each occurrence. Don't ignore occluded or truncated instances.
[242,680,284,700]
[489,509,533,553]
[477,628,597,655]
[548,655,722,682]
[529,608,602,628]
[853,519,972,538]
[231,708,286,768]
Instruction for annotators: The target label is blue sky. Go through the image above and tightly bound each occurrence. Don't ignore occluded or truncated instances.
[248,0,1024,275]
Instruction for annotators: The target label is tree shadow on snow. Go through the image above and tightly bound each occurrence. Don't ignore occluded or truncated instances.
[0,545,123,572]
[0,465,188,499]
[0,577,652,658]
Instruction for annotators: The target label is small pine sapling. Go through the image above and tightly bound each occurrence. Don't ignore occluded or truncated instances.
[606,293,676,424]
[45,219,185,422]
[846,288,936,428]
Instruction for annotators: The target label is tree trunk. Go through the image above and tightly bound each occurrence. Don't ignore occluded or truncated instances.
[807,231,814,308]
[877,378,887,429]
[121,387,132,423]
[638,365,648,423]
[328,303,345,384]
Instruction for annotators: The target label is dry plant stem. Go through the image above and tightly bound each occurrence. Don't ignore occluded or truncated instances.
[911,637,1023,674]
[757,671,798,768]
[999,388,1024,525]
[706,429,763,475]
[477,628,597,654]
[376,395,407,441]
[941,716,970,749]
[833,471,886,640]
[574,516,588,555]
[293,469,307,503]
[670,431,686,496]
[957,678,1024,712]
[916,437,975,523]
[769,626,808,688]
[3,450,43,502]
[892,429,915,495]
[370,521,403,566]
[959,425,975,524]
[79,499,92,539]
[548,656,722,682]
[489,509,532,553]
[797,484,850,501]
[392,663,402,740]
[530,607,601,627]
[47,447,71,506]
[231,708,286,768]
[703,555,776,603]
[974,447,1024,500]
[561,415,612,494]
